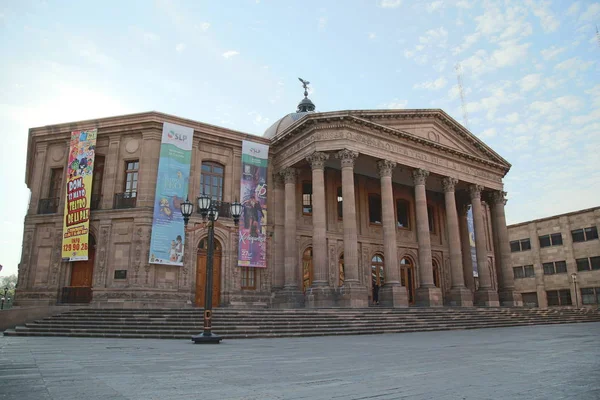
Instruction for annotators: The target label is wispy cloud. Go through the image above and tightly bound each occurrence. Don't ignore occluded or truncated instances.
[414,77,447,90]
[222,50,240,59]
[175,43,186,52]
[380,99,408,109]
[378,0,402,8]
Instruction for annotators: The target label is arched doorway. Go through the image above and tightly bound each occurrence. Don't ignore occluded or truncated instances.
[400,257,416,305]
[196,237,222,307]
[338,253,345,286]
[302,247,313,292]
[371,254,384,305]
[65,234,96,303]
[433,259,441,289]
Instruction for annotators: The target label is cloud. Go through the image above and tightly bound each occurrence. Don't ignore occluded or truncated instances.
[414,77,448,90]
[580,3,600,21]
[529,96,585,116]
[475,3,532,41]
[518,74,541,92]
[248,111,270,126]
[452,32,480,55]
[427,1,444,12]
[554,57,594,77]
[479,128,496,138]
[540,45,566,60]
[466,85,521,119]
[368,32,376,39]
[567,2,581,16]
[419,27,448,48]
[455,0,472,8]
[378,0,402,8]
[380,99,408,109]
[491,40,530,67]
[318,17,327,29]
[222,50,240,59]
[198,22,210,31]
[525,0,560,32]
[175,43,186,52]
[498,112,520,124]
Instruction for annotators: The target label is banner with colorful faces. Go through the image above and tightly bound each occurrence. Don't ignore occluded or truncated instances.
[238,141,269,268]
[62,129,97,261]
[149,122,194,266]
[467,207,478,277]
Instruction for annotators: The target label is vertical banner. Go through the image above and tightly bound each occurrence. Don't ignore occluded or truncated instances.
[238,141,269,268]
[62,129,97,261]
[467,207,478,277]
[149,122,193,266]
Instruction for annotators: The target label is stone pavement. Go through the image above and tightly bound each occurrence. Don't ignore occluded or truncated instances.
[1,323,599,400]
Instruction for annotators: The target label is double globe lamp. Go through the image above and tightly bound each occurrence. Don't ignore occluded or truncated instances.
[180,194,242,343]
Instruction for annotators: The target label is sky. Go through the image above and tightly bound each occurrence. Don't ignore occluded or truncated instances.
[0,0,599,278]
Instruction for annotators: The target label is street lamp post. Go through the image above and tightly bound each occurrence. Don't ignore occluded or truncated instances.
[1,287,7,310]
[180,194,241,344]
[571,273,579,309]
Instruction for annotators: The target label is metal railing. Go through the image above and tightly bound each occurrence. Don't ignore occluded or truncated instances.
[196,199,232,218]
[60,286,92,304]
[38,198,60,214]
[114,192,137,209]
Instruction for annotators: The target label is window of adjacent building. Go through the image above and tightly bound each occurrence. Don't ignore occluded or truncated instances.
[124,160,139,196]
[49,168,63,200]
[581,287,600,305]
[513,267,524,279]
[546,289,572,306]
[510,238,531,252]
[339,253,345,287]
[571,226,599,243]
[577,256,600,271]
[91,155,105,209]
[302,247,313,292]
[592,256,600,270]
[539,233,563,248]
[513,265,535,279]
[368,194,382,225]
[427,205,435,232]
[241,267,256,290]
[302,181,312,215]
[200,162,224,202]
[337,187,343,219]
[543,262,554,275]
[396,199,410,229]
[543,260,568,275]
[524,265,535,277]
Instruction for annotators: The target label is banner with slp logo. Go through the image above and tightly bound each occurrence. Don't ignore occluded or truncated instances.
[149,122,194,266]
[238,141,269,268]
[62,129,97,261]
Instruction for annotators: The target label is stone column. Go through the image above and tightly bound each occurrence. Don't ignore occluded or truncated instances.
[377,160,408,307]
[336,149,368,307]
[413,169,443,306]
[137,131,162,208]
[273,167,304,308]
[470,184,500,306]
[489,191,522,306]
[271,173,285,289]
[443,178,473,306]
[306,152,334,307]
[457,203,475,292]
[28,142,48,215]
[101,135,121,210]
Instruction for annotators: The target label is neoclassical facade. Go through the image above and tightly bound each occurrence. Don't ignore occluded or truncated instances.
[16,103,522,309]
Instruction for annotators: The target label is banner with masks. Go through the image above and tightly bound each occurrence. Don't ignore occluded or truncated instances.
[62,129,97,261]
[467,207,478,277]
[238,141,269,268]
[149,122,193,266]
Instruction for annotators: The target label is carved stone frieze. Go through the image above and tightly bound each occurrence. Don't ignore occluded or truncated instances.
[488,190,507,206]
[97,226,109,286]
[442,177,458,193]
[412,168,429,186]
[376,159,396,178]
[306,151,329,170]
[336,149,359,169]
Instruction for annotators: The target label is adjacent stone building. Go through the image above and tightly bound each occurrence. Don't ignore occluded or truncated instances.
[508,207,600,308]
[16,96,523,309]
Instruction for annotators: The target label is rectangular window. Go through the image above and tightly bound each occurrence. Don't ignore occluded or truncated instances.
[576,258,590,272]
[585,226,599,241]
[124,160,139,196]
[368,194,382,225]
[581,288,596,305]
[241,267,256,290]
[524,265,535,277]
[520,239,531,251]
[513,266,524,279]
[554,260,567,274]
[511,239,532,252]
[337,187,343,219]
[49,168,63,199]
[539,235,551,248]
[546,291,559,306]
[427,205,435,232]
[558,289,572,306]
[114,270,127,279]
[200,162,224,202]
[550,233,563,246]
[510,241,521,252]
[396,199,410,229]
[543,262,555,275]
[571,229,585,243]
[302,182,312,215]
[591,256,600,270]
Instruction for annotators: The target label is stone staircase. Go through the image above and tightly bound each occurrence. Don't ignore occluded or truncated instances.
[4,307,600,340]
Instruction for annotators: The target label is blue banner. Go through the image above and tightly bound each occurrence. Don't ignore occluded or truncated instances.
[149,122,194,266]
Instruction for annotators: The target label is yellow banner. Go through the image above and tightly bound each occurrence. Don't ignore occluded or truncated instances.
[62,129,97,261]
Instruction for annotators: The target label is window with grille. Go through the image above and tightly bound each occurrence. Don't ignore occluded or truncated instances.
[510,238,531,252]
[571,226,599,243]
[543,261,567,275]
[396,199,410,229]
[302,182,312,215]
[241,267,256,290]
[576,256,600,271]
[368,194,382,225]
[539,233,563,248]
[124,160,139,196]
[514,265,535,279]
[200,162,224,201]
[546,290,571,306]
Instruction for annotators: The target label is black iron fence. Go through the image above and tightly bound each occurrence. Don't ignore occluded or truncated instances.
[114,192,137,209]
[38,198,60,214]
[60,287,92,304]
[195,199,232,218]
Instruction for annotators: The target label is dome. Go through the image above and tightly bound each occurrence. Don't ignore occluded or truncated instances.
[263,111,313,139]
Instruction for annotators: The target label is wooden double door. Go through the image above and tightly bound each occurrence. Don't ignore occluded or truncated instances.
[195,239,222,308]
[400,259,416,305]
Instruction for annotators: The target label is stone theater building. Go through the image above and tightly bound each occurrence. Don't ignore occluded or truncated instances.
[17,93,524,309]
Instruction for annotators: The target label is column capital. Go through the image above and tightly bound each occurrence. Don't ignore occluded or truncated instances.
[488,190,508,205]
[306,151,329,170]
[412,168,429,186]
[442,177,459,193]
[280,168,297,184]
[272,172,284,189]
[336,149,358,168]
[376,159,397,178]
[468,184,484,200]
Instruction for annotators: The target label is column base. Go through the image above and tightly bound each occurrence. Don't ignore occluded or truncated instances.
[336,282,369,308]
[474,288,500,307]
[272,287,305,309]
[447,287,474,307]
[499,289,523,307]
[415,286,443,307]
[306,285,336,308]
[378,284,409,308]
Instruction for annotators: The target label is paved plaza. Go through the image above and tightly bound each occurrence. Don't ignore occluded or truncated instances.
[1,323,599,400]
